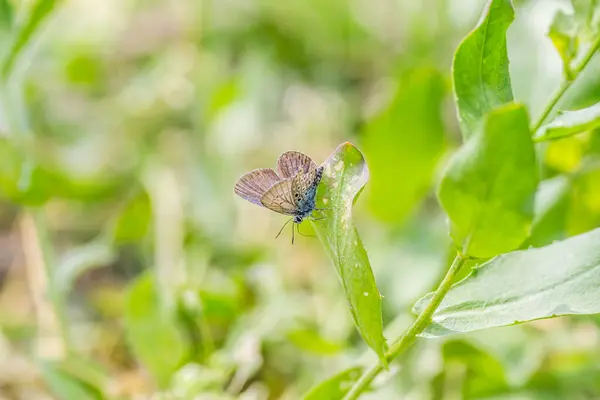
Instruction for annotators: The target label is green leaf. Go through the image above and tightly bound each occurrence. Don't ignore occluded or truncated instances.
[525,176,571,248]
[567,166,600,235]
[548,0,600,78]
[438,103,538,258]
[362,67,446,224]
[440,340,509,397]
[413,227,600,338]
[535,102,600,141]
[572,0,600,39]
[286,327,344,355]
[1,0,59,80]
[39,360,104,400]
[311,142,387,365]
[112,190,152,243]
[0,0,13,33]
[302,367,364,400]
[549,10,579,78]
[124,272,188,388]
[452,0,514,139]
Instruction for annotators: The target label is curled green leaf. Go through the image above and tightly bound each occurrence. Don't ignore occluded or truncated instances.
[311,142,387,366]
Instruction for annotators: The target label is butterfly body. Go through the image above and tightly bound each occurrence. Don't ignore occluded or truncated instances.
[234,151,325,242]
[287,166,323,224]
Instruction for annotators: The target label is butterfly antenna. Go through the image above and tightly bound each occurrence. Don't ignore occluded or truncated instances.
[275,218,293,239]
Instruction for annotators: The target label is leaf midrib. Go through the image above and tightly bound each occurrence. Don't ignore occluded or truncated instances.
[434,259,600,320]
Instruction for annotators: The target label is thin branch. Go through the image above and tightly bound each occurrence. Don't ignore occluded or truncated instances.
[531,35,600,133]
[342,255,466,400]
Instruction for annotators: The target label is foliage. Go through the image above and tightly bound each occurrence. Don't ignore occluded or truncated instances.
[0,0,600,399]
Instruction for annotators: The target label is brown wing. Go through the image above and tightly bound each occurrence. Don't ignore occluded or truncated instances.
[277,151,317,178]
[234,168,281,206]
[260,178,297,215]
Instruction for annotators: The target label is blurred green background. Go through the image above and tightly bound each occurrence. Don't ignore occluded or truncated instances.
[0,0,600,399]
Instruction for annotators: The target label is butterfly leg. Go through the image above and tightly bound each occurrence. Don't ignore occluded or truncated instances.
[291,221,295,244]
[276,218,293,239]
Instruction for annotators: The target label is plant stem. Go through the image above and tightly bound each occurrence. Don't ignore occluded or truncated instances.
[531,35,600,133]
[343,255,466,400]
[21,209,72,357]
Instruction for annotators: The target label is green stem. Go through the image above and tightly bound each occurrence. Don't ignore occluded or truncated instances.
[343,255,466,400]
[531,35,600,133]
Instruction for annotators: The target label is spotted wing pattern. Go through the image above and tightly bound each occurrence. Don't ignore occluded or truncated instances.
[277,151,317,179]
[234,168,281,206]
[260,178,297,215]
[292,167,319,200]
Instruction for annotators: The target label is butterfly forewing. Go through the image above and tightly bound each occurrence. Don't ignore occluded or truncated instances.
[260,178,297,215]
[277,151,317,178]
[234,168,281,206]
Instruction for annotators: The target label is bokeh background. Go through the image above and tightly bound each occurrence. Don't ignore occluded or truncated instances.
[1,0,600,399]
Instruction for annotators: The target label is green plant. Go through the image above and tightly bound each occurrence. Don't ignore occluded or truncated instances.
[2,0,600,399]
[303,0,600,398]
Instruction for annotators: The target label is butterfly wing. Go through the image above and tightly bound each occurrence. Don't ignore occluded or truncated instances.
[292,167,318,198]
[277,151,317,178]
[234,168,281,206]
[260,178,297,215]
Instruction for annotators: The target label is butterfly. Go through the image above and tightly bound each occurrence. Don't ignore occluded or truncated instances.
[234,151,326,243]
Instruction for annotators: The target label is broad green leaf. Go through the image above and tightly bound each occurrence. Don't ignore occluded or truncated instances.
[302,367,364,400]
[1,0,60,80]
[414,227,600,338]
[363,67,446,224]
[39,360,103,400]
[124,272,187,388]
[535,102,600,141]
[438,103,538,258]
[453,0,514,139]
[311,142,387,365]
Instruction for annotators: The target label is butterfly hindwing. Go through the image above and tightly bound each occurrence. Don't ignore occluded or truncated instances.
[260,178,297,215]
[234,168,281,206]
[277,151,317,179]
